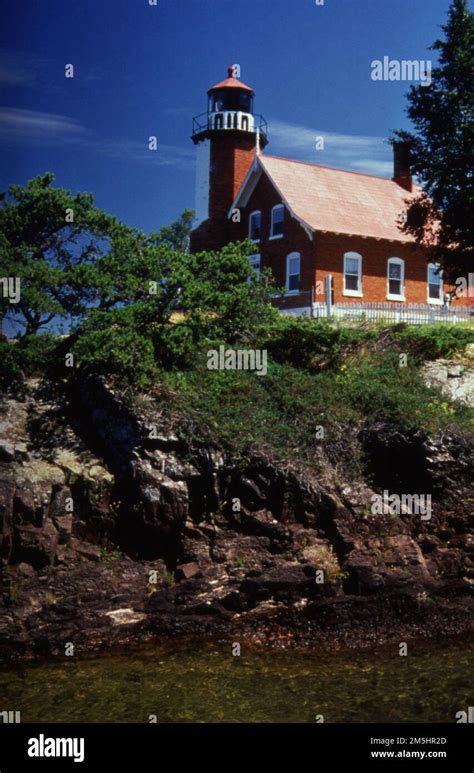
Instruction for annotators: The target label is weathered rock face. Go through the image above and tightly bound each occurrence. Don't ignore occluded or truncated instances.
[0,385,114,576]
[0,374,473,661]
[423,349,474,407]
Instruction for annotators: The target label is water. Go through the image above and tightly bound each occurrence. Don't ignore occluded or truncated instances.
[0,640,473,723]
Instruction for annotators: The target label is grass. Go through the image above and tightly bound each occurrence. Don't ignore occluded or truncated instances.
[151,339,473,471]
[3,320,473,478]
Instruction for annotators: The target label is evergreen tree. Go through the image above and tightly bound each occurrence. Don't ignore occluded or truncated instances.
[393,0,474,287]
[0,173,122,335]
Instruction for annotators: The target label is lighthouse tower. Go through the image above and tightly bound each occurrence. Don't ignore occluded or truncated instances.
[190,66,268,248]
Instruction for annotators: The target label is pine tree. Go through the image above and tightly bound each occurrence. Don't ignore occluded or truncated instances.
[393,0,474,288]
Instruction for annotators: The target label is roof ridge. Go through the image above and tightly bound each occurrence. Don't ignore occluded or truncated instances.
[261,153,398,183]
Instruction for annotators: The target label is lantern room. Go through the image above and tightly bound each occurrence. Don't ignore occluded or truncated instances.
[192,66,268,148]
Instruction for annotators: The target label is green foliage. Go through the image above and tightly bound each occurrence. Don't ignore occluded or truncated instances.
[392,323,474,360]
[99,547,125,561]
[392,0,474,282]
[172,241,279,343]
[259,316,375,370]
[71,240,278,379]
[72,325,157,389]
[0,334,59,392]
[2,172,472,472]
[0,341,24,391]
[156,336,472,468]
[333,351,471,433]
[0,177,199,339]
[0,173,122,334]
[149,209,195,252]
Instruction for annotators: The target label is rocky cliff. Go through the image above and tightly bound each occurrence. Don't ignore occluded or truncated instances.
[0,369,473,661]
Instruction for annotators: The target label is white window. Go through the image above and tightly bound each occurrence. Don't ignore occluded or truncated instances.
[286,252,300,294]
[387,258,405,300]
[343,252,362,297]
[248,210,261,241]
[427,263,443,304]
[248,253,260,280]
[270,204,284,239]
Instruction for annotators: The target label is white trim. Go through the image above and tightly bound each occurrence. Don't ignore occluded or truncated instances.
[227,158,262,216]
[208,110,254,133]
[248,210,261,242]
[286,251,301,295]
[343,252,363,297]
[387,257,405,301]
[427,262,444,305]
[194,138,210,227]
[270,204,285,239]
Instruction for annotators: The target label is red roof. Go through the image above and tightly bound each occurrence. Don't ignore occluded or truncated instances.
[257,155,421,243]
[208,67,254,94]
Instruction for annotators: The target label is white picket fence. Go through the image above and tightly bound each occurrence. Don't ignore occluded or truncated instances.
[311,302,472,325]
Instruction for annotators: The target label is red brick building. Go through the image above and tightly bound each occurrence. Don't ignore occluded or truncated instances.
[190,68,468,318]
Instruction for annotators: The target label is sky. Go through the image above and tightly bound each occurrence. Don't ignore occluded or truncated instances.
[0,0,457,235]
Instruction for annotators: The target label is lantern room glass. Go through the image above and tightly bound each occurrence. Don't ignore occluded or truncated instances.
[209,90,253,114]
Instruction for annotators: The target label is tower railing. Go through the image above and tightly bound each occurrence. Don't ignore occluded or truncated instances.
[192,112,268,143]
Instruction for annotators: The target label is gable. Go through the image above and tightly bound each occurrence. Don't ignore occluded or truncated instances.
[229,156,314,240]
[231,154,422,244]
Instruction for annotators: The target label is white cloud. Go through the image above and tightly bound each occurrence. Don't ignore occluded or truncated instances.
[89,138,195,171]
[268,119,393,177]
[0,107,194,170]
[0,107,87,143]
[349,159,394,176]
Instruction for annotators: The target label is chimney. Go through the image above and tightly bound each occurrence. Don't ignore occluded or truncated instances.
[393,141,413,192]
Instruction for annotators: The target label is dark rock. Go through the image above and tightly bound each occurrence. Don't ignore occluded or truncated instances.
[70,539,102,562]
[175,562,201,580]
[12,520,58,569]
[0,375,473,662]
[0,442,15,463]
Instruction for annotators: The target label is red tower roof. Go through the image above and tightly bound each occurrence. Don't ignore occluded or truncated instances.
[208,66,254,94]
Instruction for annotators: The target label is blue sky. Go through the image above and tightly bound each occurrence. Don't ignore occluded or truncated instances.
[0,0,455,235]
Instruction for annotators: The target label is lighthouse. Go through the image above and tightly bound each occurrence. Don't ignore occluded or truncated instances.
[190,66,268,246]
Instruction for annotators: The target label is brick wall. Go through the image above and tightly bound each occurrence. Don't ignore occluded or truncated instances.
[209,133,256,222]
[228,172,314,293]
[314,232,465,305]
[190,133,257,253]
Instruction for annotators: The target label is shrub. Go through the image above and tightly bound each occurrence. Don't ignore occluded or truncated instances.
[333,351,473,433]
[0,340,24,391]
[0,334,58,392]
[72,327,157,388]
[259,317,374,371]
[393,324,474,361]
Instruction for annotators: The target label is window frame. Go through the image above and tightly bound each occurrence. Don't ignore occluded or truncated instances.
[269,204,284,239]
[343,252,363,297]
[248,210,262,242]
[248,253,261,281]
[427,262,444,305]
[286,252,301,295]
[387,257,405,301]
